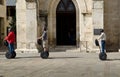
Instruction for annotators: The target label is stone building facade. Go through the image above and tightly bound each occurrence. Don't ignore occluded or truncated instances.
[0,0,6,46]
[104,0,120,52]
[16,0,120,53]
[0,0,16,48]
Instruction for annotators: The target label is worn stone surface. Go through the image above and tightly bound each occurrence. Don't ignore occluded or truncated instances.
[16,0,95,53]
[16,0,38,53]
[0,52,120,77]
[0,0,7,42]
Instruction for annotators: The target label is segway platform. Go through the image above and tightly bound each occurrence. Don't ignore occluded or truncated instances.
[95,39,107,60]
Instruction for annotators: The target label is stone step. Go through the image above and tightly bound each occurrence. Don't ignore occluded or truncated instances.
[50,46,79,52]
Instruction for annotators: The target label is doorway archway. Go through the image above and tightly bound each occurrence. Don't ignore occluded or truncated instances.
[48,0,81,48]
[56,0,76,46]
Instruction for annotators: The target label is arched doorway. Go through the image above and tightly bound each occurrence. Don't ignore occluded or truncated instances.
[56,0,76,46]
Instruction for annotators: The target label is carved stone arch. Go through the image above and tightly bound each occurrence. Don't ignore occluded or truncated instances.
[48,0,81,47]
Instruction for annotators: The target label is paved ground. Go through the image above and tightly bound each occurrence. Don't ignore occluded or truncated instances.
[0,51,120,77]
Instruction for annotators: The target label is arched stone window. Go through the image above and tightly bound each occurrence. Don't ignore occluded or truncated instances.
[57,0,75,12]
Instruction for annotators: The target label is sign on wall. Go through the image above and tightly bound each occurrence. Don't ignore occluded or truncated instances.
[94,29,103,35]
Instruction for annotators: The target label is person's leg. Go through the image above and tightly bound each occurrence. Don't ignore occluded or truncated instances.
[43,40,48,52]
[8,43,11,52]
[11,43,14,52]
[101,40,105,53]
[8,43,14,53]
[43,47,47,51]
[43,41,46,52]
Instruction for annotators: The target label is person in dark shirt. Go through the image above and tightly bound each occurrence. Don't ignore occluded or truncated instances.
[38,27,48,52]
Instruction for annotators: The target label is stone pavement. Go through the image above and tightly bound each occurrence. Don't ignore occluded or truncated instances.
[0,51,120,77]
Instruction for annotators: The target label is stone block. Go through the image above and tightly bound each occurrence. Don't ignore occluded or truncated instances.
[93,1,103,9]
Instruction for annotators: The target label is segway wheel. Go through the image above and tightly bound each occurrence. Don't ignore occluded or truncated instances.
[11,51,16,58]
[99,52,107,60]
[5,51,16,59]
[5,52,12,59]
[40,51,49,59]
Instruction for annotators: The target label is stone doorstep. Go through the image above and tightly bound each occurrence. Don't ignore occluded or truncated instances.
[50,46,78,52]
[50,46,99,53]
[15,46,100,53]
[15,49,39,53]
[0,46,103,54]
[0,52,6,55]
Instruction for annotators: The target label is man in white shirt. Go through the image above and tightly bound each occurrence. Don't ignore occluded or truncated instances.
[98,30,106,53]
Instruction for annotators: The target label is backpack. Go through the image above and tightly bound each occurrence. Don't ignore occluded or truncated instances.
[95,39,99,46]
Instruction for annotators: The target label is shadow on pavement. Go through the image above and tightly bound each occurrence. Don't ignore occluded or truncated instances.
[15,56,40,59]
[106,58,120,61]
[48,57,82,59]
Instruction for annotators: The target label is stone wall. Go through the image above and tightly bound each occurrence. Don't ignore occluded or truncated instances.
[16,0,105,53]
[38,0,93,52]
[93,0,104,51]
[34,0,93,52]
[16,0,38,53]
[0,0,6,45]
[104,0,120,52]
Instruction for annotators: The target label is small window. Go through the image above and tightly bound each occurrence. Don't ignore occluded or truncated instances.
[0,0,4,5]
[94,29,103,35]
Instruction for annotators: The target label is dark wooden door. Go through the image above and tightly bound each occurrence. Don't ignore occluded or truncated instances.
[56,0,76,45]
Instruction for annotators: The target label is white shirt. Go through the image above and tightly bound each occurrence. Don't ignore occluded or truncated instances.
[98,32,106,40]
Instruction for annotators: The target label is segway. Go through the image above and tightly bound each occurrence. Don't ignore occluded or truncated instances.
[37,39,49,59]
[5,51,16,59]
[95,39,107,60]
[99,52,107,60]
[4,40,16,59]
[40,51,49,59]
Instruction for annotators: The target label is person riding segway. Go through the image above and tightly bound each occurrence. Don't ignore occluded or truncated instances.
[37,27,49,59]
[96,29,107,60]
[4,27,16,59]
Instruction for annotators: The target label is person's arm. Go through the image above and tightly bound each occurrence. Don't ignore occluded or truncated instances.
[38,32,44,39]
[4,36,8,40]
[4,32,12,40]
[98,33,103,40]
[38,36,42,39]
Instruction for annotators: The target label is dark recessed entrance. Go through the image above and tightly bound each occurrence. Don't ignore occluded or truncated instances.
[56,0,76,45]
